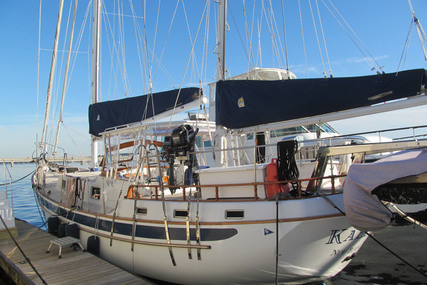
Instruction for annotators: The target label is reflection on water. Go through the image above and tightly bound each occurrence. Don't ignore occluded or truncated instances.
[1,163,45,229]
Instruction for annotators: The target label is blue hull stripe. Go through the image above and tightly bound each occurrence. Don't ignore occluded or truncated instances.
[37,193,237,242]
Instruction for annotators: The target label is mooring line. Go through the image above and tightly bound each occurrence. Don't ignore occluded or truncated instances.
[0,170,35,187]
[321,194,427,278]
[0,215,47,284]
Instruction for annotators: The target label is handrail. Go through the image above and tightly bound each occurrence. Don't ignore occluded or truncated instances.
[125,174,346,202]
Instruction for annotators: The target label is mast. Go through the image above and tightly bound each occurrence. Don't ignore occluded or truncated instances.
[91,0,101,169]
[41,0,64,151]
[216,0,227,81]
[215,0,227,167]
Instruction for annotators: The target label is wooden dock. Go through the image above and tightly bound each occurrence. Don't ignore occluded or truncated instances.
[0,219,154,285]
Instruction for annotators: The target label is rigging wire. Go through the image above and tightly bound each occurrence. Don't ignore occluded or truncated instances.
[267,0,286,69]
[315,0,333,77]
[182,0,201,85]
[54,0,78,156]
[308,0,327,78]
[142,0,155,125]
[280,0,289,72]
[52,0,73,122]
[44,0,72,152]
[228,2,251,69]
[261,1,275,68]
[321,0,384,74]
[0,215,47,284]
[152,0,181,87]
[201,0,211,87]
[167,0,209,130]
[256,5,264,68]
[44,1,91,156]
[128,1,148,95]
[408,0,427,63]
[321,195,427,279]
[0,170,36,187]
[250,0,257,71]
[41,0,64,150]
[243,0,255,71]
[119,1,131,97]
[36,0,43,156]
[102,2,130,100]
[149,0,162,83]
[397,20,414,72]
[298,0,309,78]
[61,123,89,160]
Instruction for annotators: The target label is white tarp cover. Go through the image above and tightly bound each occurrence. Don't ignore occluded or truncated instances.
[344,148,427,232]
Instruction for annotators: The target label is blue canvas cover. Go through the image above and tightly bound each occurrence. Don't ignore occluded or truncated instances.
[215,69,426,129]
[89,87,202,136]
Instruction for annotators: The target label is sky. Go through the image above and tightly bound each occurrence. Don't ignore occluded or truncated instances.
[0,0,426,159]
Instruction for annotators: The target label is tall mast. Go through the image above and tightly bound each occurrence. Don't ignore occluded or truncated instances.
[91,0,101,169]
[216,0,227,81]
[215,0,227,167]
[41,0,64,151]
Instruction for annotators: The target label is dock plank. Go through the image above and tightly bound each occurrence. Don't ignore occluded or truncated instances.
[0,219,154,285]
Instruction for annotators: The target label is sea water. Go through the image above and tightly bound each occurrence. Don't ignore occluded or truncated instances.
[1,163,45,229]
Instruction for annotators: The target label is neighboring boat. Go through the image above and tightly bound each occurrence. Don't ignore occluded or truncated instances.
[32,1,427,284]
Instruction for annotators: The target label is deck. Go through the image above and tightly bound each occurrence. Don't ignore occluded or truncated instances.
[0,219,154,285]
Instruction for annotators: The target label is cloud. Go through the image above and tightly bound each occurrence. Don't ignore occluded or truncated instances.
[330,105,427,137]
[288,64,321,78]
[344,54,390,64]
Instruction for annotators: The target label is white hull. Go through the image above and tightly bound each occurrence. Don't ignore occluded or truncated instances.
[35,171,366,284]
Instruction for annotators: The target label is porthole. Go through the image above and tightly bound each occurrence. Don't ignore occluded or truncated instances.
[136,207,147,215]
[225,210,244,219]
[174,210,188,218]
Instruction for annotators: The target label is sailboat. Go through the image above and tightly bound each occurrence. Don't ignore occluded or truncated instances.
[32,0,427,284]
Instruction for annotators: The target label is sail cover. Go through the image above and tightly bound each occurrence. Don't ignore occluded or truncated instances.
[89,87,202,136]
[215,69,426,129]
[344,149,427,232]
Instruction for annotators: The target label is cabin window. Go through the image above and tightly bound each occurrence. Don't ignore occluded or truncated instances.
[136,207,147,215]
[174,210,188,218]
[61,179,66,190]
[196,137,212,148]
[91,187,101,200]
[270,127,306,138]
[225,210,244,219]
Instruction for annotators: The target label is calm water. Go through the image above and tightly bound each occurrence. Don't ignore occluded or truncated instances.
[1,162,45,229]
[2,163,426,284]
